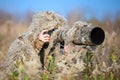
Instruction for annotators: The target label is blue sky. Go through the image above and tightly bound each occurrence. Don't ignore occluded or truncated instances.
[0,0,120,20]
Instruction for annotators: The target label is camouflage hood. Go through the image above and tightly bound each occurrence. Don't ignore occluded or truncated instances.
[28,11,67,41]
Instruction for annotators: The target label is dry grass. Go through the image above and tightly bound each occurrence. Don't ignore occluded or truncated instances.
[0,21,27,54]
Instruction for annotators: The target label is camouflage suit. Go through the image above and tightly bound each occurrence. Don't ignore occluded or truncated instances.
[5,11,66,79]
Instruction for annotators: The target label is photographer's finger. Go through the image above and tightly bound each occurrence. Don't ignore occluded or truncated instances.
[43,34,50,38]
[43,37,50,40]
[41,30,48,35]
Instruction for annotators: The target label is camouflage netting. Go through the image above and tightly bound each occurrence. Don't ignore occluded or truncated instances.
[0,11,120,80]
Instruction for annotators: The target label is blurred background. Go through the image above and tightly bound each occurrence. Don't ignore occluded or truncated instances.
[0,0,120,57]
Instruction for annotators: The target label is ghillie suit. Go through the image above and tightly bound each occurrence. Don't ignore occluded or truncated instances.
[3,11,66,79]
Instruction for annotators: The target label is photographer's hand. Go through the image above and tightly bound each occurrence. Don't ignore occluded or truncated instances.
[38,30,50,42]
